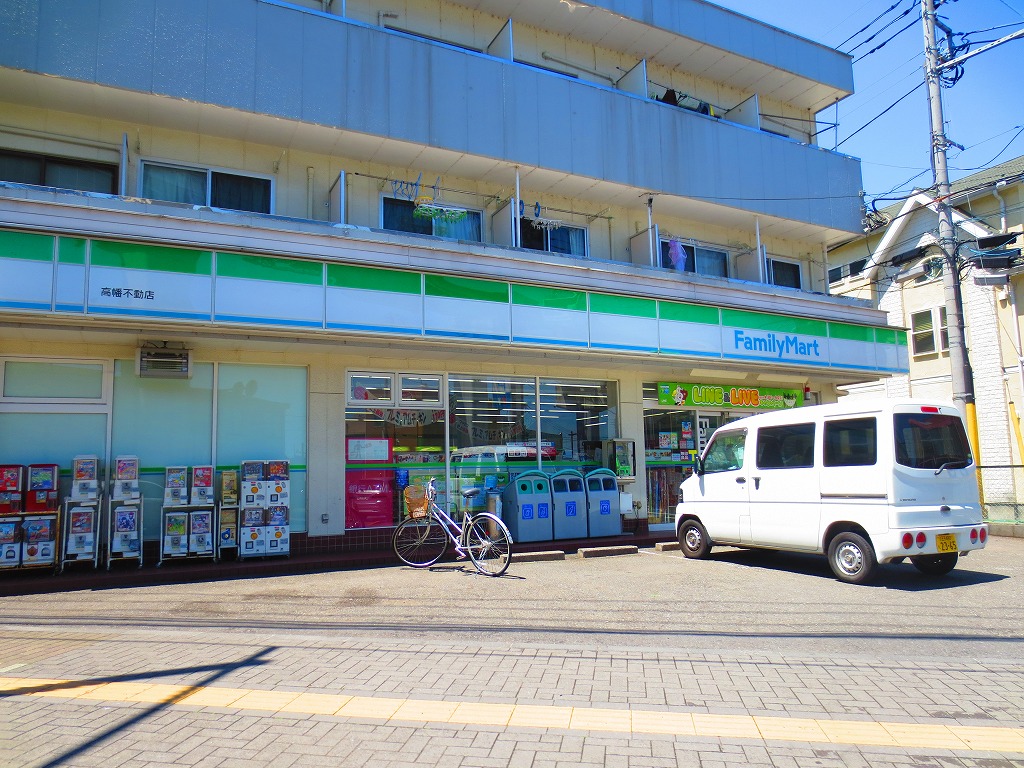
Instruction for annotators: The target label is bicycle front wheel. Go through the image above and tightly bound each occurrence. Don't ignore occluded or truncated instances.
[393,514,449,567]
[465,512,512,577]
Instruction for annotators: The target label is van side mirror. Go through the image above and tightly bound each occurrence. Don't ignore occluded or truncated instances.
[693,456,705,476]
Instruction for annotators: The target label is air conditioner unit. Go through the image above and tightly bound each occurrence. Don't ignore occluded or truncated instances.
[136,348,192,379]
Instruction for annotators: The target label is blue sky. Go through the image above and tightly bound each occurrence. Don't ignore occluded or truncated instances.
[713,0,1024,207]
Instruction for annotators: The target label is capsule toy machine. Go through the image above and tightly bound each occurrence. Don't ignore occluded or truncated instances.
[238,461,267,558]
[61,455,101,570]
[0,465,25,568]
[264,460,290,556]
[108,456,142,567]
[23,464,60,570]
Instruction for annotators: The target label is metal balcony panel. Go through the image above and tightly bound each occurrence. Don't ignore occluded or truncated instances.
[458,0,853,110]
[0,0,862,236]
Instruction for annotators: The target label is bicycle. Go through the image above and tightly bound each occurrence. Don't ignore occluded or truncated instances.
[392,478,513,576]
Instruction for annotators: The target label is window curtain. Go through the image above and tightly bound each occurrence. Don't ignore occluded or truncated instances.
[548,225,586,256]
[142,164,206,205]
[695,247,728,278]
[382,198,432,235]
[434,211,481,241]
[211,172,271,214]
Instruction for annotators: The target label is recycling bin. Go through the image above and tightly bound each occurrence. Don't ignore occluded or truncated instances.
[551,469,588,540]
[500,470,553,542]
[585,468,622,537]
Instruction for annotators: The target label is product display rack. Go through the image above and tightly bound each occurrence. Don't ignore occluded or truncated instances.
[238,460,290,559]
[217,469,239,560]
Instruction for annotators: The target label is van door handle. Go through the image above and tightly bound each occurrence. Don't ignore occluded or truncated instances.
[735,477,746,484]
[752,476,760,490]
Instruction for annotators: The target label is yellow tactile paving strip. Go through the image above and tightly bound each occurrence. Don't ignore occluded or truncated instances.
[2,676,1023,753]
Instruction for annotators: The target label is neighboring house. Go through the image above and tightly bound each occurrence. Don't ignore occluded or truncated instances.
[829,156,1024,523]
[0,0,901,557]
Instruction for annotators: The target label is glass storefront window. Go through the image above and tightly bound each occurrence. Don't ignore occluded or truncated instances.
[400,375,442,406]
[643,407,697,526]
[537,379,617,473]
[2,360,105,400]
[348,373,393,404]
[449,375,537,512]
[344,405,447,527]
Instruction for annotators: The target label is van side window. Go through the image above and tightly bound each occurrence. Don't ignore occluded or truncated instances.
[756,424,814,469]
[824,417,877,466]
[703,431,745,472]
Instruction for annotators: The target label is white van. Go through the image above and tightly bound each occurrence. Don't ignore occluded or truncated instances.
[674,399,988,583]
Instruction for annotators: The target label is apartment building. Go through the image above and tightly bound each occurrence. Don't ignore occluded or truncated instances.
[0,0,903,556]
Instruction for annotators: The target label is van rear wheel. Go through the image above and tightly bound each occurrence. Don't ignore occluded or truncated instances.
[678,519,711,559]
[827,532,877,584]
[910,553,958,576]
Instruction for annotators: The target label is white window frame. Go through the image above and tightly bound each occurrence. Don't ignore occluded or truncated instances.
[910,307,949,357]
[767,257,803,289]
[0,357,112,406]
[138,159,275,214]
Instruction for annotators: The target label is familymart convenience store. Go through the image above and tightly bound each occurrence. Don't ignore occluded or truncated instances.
[0,226,908,546]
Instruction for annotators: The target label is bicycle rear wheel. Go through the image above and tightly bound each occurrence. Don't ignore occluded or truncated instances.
[393,514,449,567]
[464,512,512,576]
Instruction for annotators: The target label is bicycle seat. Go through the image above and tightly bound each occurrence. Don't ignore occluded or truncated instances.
[461,487,482,499]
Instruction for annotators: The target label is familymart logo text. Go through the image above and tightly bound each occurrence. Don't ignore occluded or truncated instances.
[733,330,821,359]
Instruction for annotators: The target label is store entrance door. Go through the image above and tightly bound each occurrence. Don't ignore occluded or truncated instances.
[697,412,750,454]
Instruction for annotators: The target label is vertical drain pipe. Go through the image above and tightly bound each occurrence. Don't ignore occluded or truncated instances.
[306,167,315,220]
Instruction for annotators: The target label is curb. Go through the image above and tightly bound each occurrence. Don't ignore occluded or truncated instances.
[510,550,566,563]
[654,541,680,552]
[574,545,639,559]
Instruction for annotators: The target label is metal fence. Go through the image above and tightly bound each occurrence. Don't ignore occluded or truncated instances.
[978,465,1024,523]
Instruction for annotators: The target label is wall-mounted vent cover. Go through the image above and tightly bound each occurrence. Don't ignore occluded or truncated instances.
[136,348,192,379]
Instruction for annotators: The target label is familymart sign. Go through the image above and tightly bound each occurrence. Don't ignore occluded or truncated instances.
[657,382,804,411]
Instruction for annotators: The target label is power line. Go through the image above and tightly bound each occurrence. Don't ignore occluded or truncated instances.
[836,0,905,50]
[836,81,924,148]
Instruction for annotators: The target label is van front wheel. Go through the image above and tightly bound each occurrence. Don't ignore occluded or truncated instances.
[910,553,958,576]
[827,532,877,584]
[678,519,711,559]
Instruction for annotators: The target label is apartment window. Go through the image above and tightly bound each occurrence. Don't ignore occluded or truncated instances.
[768,258,802,289]
[382,197,482,242]
[0,148,116,194]
[519,218,588,257]
[828,258,868,284]
[661,239,729,278]
[910,307,949,356]
[141,162,272,214]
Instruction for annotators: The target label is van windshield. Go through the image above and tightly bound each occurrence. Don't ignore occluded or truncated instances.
[893,413,972,470]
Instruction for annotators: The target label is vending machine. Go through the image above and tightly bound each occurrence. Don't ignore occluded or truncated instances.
[190,465,214,505]
[108,456,142,567]
[70,456,100,503]
[239,506,267,556]
[61,456,101,571]
[0,465,25,568]
[21,514,57,568]
[26,464,60,513]
[217,470,239,556]
[189,508,214,556]
[0,516,20,568]
[0,464,24,514]
[241,461,266,507]
[161,510,189,559]
[264,461,289,556]
[163,466,188,505]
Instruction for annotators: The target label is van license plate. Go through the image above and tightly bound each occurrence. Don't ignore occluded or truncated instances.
[935,534,958,553]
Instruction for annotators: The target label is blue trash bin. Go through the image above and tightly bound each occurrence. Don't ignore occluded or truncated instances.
[585,468,622,537]
[551,469,588,540]
[500,470,553,542]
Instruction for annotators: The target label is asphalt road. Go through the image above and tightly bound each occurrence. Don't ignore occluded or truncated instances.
[2,535,1021,660]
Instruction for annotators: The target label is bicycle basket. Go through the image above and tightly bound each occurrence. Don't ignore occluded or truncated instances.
[403,485,429,519]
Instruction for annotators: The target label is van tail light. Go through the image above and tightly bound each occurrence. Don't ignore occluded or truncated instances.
[980,528,987,543]
[915,532,926,548]
[902,533,913,549]
[970,528,978,543]
[920,406,940,413]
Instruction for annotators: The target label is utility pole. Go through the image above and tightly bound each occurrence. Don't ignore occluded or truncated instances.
[922,0,980,461]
